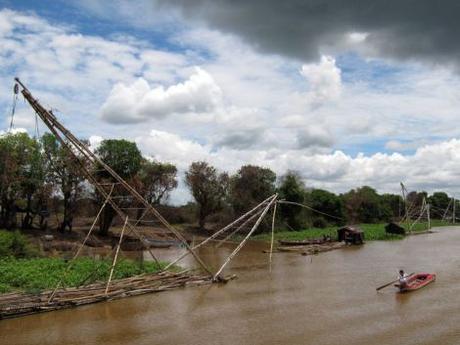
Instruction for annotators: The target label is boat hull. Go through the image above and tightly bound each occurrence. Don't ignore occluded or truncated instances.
[395,273,436,292]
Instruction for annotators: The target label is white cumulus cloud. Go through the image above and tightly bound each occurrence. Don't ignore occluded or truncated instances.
[100,67,223,123]
[301,55,342,105]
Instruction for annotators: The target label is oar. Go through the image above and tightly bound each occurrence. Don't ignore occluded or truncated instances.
[376,272,415,291]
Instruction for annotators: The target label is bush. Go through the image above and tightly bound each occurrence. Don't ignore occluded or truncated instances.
[312,217,328,229]
[0,230,39,258]
[0,257,169,293]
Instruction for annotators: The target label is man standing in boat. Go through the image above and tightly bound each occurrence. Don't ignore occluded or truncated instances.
[398,269,409,289]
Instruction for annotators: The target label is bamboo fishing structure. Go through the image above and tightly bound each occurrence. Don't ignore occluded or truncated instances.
[14,78,211,276]
[399,183,432,232]
[2,79,280,318]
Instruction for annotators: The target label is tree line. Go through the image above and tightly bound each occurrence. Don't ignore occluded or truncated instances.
[0,132,456,235]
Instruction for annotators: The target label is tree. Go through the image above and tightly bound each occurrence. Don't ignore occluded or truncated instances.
[428,192,450,218]
[278,171,306,230]
[41,133,84,232]
[229,165,276,215]
[307,189,343,226]
[19,136,46,229]
[95,139,143,236]
[138,160,178,205]
[342,186,382,223]
[404,191,427,219]
[0,133,45,229]
[380,193,403,221]
[185,161,228,229]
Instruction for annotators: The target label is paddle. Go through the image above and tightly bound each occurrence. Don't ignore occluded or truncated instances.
[376,272,415,291]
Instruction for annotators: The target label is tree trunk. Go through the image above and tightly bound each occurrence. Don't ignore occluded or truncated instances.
[6,203,17,230]
[59,191,73,232]
[198,207,206,230]
[22,195,34,229]
[99,205,115,236]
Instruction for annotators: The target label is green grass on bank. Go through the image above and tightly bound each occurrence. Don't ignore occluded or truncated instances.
[0,257,170,294]
[0,230,176,294]
[252,220,458,242]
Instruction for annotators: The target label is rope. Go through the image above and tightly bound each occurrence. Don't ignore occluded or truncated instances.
[34,112,40,139]
[269,202,277,272]
[8,83,19,132]
[277,200,343,220]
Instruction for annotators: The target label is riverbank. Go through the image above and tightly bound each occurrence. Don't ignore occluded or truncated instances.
[0,257,169,293]
[252,220,455,242]
[0,230,170,294]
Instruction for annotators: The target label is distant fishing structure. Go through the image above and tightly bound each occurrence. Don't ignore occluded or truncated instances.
[399,182,431,232]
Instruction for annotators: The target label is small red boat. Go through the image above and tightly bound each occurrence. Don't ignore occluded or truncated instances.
[395,273,436,292]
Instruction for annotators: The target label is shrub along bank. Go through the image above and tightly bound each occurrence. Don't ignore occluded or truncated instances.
[0,230,169,293]
[252,220,454,242]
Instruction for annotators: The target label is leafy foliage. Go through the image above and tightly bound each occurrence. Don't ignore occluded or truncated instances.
[138,160,178,205]
[0,256,168,293]
[0,230,39,258]
[252,221,449,243]
[230,165,276,214]
[428,192,450,213]
[0,133,46,229]
[307,189,344,224]
[41,133,84,232]
[95,139,143,236]
[95,139,143,179]
[342,186,383,223]
[185,161,229,228]
[278,171,307,229]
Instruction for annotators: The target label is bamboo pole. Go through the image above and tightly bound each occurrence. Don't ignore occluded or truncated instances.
[48,185,115,303]
[105,216,129,295]
[16,78,211,275]
[269,202,277,272]
[163,195,276,271]
[213,195,277,280]
[441,198,452,222]
[427,204,431,229]
[409,198,426,232]
[214,208,265,248]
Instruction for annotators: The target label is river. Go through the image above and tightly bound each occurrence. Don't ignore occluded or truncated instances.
[1,227,460,345]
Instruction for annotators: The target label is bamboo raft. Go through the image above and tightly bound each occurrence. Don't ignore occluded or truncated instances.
[276,241,346,255]
[0,271,227,320]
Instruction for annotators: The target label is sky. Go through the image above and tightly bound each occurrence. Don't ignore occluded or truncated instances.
[1,0,460,204]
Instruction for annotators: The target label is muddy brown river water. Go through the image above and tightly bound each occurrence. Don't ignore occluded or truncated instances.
[2,227,460,345]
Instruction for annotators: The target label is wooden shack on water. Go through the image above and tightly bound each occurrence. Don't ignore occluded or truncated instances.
[337,225,364,244]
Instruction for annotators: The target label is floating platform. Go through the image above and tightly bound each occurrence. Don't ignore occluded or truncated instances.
[0,271,231,320]
[276,241,346,255]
